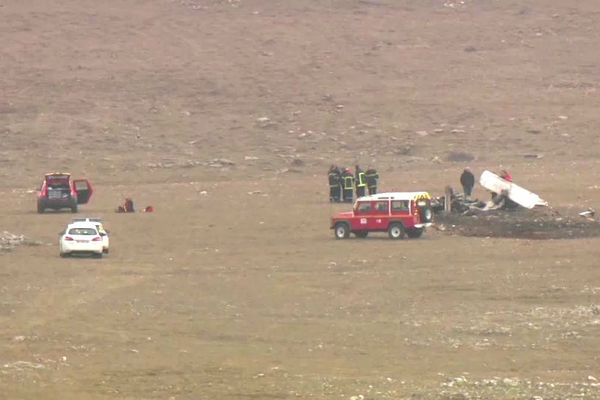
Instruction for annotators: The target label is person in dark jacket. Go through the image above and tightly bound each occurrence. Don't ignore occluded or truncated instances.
[355,165,367,198]
[117,198,135,213]
[341,168,355,203]
[460,167,475,200]
[365,167,379,195]
[327,165,341,202]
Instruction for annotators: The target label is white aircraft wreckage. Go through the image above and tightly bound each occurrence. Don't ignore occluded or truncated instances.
[479,170,548,209]
[431,170,600,240]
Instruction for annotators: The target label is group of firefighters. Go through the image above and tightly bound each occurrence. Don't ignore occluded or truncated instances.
[328,165,379,203]
[328,165,513,205]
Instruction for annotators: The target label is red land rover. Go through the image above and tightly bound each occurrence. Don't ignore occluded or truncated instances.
[330,192,433,239]
[37,173,93,213]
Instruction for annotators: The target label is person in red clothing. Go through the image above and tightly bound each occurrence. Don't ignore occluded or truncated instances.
[498,170,519,209]
[500,169,512,182]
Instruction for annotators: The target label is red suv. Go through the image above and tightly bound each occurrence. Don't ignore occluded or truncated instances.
[37,173,93,213]
[330,192,433,239]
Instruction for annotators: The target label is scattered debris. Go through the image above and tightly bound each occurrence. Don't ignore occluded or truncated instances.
[1,231,39,252]
[579,208,595,219]
[436,207,600,239]
[431,170,600,239]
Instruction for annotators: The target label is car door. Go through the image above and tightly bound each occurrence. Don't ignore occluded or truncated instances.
[369,201,389,230]
[352,201,373,230]
[73,179,93,204]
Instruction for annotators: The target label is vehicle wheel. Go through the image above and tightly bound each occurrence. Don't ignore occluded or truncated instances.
[103,248,109,254]
[71,205,78,213]
[388,222,405,240]
[420,207,433,223]
[37,203,45,214]
[334,222,350,239]
[406,228,424,239]
[354,231,368,238]
[60,252,68,258]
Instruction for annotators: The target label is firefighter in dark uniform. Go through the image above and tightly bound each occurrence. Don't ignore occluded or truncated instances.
[355,165,367,198]
[365,167,379,195]
[341,168,355,203]
[327,165,341,202]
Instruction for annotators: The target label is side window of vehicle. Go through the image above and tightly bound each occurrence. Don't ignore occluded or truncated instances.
[356,202,372,214]
[374,201,389,213]
[391,200,409,213]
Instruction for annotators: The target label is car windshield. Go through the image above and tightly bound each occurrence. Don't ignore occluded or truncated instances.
[67,227,97,235]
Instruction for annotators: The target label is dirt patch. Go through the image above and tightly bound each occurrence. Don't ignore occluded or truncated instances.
[435,208,600,240]
[3,0,600,399]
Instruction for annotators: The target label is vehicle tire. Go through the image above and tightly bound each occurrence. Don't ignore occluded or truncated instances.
[334,222,350,239]
[406,228,424,239]
[60,252,68,258]
[37,202,45,214]
[388,222,405,240]
[420,207,433,223]
[103,248,109,254]
[71,204,78,213]
[354,231,368,238]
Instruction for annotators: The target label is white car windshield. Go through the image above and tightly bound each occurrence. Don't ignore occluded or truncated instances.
[68,228,97,235]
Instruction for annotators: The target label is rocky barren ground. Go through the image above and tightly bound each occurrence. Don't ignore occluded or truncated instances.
[2,0,600,399]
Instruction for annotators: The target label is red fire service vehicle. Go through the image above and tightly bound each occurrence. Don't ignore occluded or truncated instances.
[37,173,93,213]
[330,192,433,239]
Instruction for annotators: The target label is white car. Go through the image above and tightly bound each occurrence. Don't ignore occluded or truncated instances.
[59,222,104,258]
[72,218,110,253]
